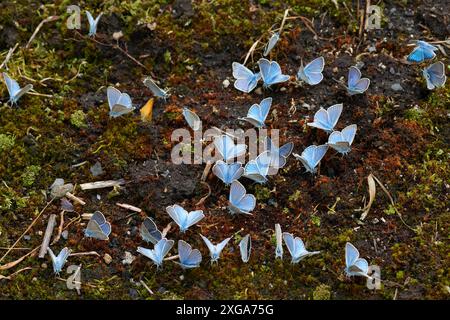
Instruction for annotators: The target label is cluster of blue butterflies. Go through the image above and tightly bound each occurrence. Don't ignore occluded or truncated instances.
[232,56,371,95]
[407,40,447,90]
[2,9,447,287]
[48,209,370,279]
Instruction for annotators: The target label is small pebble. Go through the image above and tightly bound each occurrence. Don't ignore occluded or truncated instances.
[41,263,47,269]
[391,83,403,91]
[104,253,113,265]
[254,87,263,95]
[122,251,135,265]
[90,161,104,177]
[24,235,31,241]
[61,230,69,240]
[222,79,230,88]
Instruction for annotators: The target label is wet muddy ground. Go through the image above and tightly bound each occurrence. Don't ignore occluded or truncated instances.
[0,1,448,299]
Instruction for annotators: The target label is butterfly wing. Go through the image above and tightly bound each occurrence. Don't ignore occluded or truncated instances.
[157,238,174,260]
[341,124,357,145]
[239,234,251,263]
[85,211,110,240]
[143,77,169,99]
[3,73,21,98]
[229,181,255,214]
[215,237,231,257]
[200,234,217,260]
[345,242,360,268]
[183,108,201,131]
[243,103,264,127]
[276,142,294,168]
[307,108,332,131]
[424,62,447,90]
[140,217,162,244]
[137,246,158,265]
[407,46,426,63]
[185,210,205,230]
[327,103,343,130]
[282,232,297,261]
[263,32,280,56]
[232,62,254,79]
[348,67,370,94]
[301,57,324,85]
[275,224,283,259]
[178,240,201,268]
[166,205,188,231]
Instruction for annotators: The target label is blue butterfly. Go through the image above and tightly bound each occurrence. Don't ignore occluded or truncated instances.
[140,217,162,245]
[212,160,244,185]
[275,224,283,259]
[214,134,247,163]
[327,124,357,155]
[137,238,174,268]
[297,56,325,85]
[47,247,71,274]
[232,62,261,93]
[423,61,446,90]
[239,234,251,263]
[177,240,202,269]
[84,211,111,240]
[346,66,370,95]
[240,97,272,128]
[345,242,369,278]
[243,151,271,184]
[143,77,170,100]
[307,103,343,133]
[282,233,320,264]
[294,145,328,174]
[265,137,293,170]
[86,11,102,37]
[3,73,33,104]
[407,40,438,63]
[107,86,134,118]
[166,204,204,233]
[200,234,231,263]
[183,107,201,131]
[263,32,280,56]
[228,180,256,215]
[258,58,290,88]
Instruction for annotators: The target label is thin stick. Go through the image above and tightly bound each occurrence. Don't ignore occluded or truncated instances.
[0,43,19,69]
[0,267,32,280]
[0,246,40,271]
[164,255,179,261]
[51,211,65,245]
[69,251,100,257]
[195,181,211,206]
[27,91,53,98]
[0,247,31,251]
[201,161,213,182]
[80,179,125,190]
[38,214,57,258]
[0,198,53,263]
[26,16,60,49]
[116,203,142,213]
[66,192,86,205]
[161,223,172,238]
[139,280,154,295]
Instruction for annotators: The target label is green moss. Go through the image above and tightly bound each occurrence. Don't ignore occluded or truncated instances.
[312,284,331,300]
[254,185,271,201]
[0,133,16,152]
[21,165,41,187]
[70,110,88,128]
